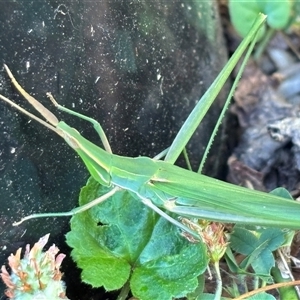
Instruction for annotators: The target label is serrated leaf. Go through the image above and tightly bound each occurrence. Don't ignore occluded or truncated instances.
[230,226,285,276]
[66,177,208,299]
[230,227,258,255]
[251,229,284,275]
[258,228,285,251]
[250,247,275,277]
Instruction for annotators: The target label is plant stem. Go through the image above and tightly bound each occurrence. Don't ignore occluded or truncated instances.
[183,147,193,171]
[213,261,223,300]
[117,280,131,300]
[253,27,275,61]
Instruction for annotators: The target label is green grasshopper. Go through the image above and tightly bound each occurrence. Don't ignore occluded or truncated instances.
[1,14,300,235]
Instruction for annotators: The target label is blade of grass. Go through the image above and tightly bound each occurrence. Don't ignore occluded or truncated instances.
[165,13,266,164]
[198,23,260,173]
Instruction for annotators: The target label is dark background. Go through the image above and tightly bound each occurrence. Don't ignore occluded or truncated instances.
[0,1,228,299]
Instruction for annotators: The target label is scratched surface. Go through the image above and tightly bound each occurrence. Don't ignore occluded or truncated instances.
[0,1,228,299]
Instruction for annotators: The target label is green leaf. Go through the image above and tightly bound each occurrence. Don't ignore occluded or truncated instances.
[269,188,295,247]
[186,274,205,300]
[270,187,293,200]
[247,292,276,300]
[258,228,285,251]
[196,293,230,300]
[225,247,256,277]
[230,226,285,276]
[272,265,299,299]
[229,0,293,38]
[66,177,208,299]
[249,246,275,277]
[229,227,258,255]
[260,1,293,29]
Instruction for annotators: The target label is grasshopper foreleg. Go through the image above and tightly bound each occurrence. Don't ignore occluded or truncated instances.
[13,186,121,226]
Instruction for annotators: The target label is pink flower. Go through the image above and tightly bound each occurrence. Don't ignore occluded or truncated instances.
[1,234,69,299]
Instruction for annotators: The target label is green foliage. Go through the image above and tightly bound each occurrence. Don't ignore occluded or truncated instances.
[229,226,286,277]
[195,294,230,300]
[247,294,276,300]
[222,188,296,298]
[66,177,208,300]
[272,265,299,299]
[229,0,295,38]
[197,293,275,300]
[226,188,294,280]
[66,181,295,299]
